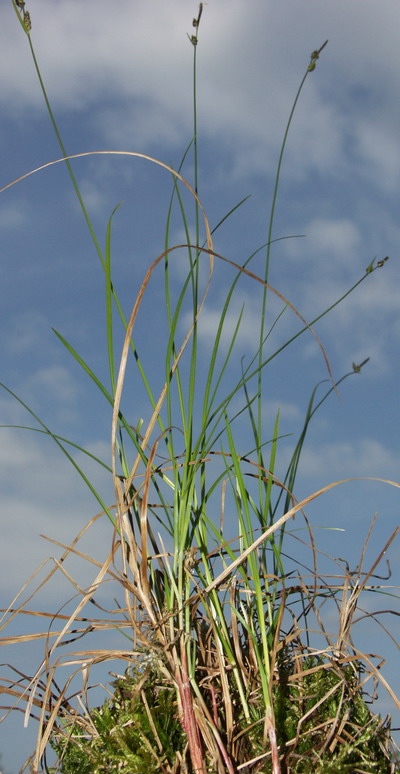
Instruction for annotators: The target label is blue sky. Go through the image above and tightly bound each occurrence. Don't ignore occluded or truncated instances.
[1,1,400,771]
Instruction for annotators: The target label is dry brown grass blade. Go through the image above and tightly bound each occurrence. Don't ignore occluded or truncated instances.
[31,647,154,771]
[139,437,161,608]
[116,499,171,636]
[358,525,399,591]
[197,477,400,598]
[34,664,86,770]
[0,153,213,247]
[318,682,347,755]
[209,616,234,748]
[0,558,58,631]
[179,626,237,774]
[230,581,249,690]
[0,681,50,713]
[287,652,363,683]
[269,591,287,692]
[1,508,110,640]
[353,607,400,650]
[326,693,349,755]
[22,546,118,728]
[0,619,131,647]
[352,646,400,711]
[191,690,234,774]
[37,530,160,628]
[333,523,400,656]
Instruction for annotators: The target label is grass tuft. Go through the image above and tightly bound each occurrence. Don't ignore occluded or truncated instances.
[1,4,399,774]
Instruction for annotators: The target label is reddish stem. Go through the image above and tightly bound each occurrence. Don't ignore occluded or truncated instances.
[177,642,206,774]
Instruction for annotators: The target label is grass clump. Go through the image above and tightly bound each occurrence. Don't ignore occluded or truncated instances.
[1,3,400,774]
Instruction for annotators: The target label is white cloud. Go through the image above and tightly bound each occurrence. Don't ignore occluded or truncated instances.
[0,428,113,598]
[2,363,83,427]
[279,220,399,374]
[355,121,400,193]
[2,0,400,191]
[70,178,110,215]
[3,311,55,356]
[298,438,400,481]
[94,102,186,151]
[1,1,193,140]
[182,289,286,352]
[285,218,362,282]
[25,365,78,404]
[297,218,360,264]
[0,201,29,231]
[265,399,301,422]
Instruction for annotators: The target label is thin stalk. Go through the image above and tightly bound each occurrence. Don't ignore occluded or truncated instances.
[22,25,163,443]
[256,47,328,522]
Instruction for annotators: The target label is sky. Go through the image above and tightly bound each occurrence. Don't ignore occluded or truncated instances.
[1,0,400,771]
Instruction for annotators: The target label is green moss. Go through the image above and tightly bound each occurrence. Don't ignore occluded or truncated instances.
[50,656,396,774]
[50,669,185,774]
[271,654,394,773]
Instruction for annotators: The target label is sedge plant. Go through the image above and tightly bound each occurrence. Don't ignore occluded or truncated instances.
[1,3,400,773]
